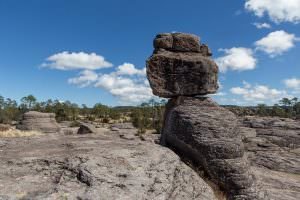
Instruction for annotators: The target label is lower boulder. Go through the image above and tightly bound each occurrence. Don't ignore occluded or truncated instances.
[162,96,259,200]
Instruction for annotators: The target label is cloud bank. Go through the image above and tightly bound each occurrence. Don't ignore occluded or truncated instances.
[245,0,300,24]
[230,81,288,103]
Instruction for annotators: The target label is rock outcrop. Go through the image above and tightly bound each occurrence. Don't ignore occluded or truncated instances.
[17,111,60,133]
[239,116,300,200]
[147,33,258,199]
[0,132,217,200]
[147,33,218,98]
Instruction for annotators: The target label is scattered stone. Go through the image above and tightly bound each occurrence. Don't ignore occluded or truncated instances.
[77,123,97,134]
[119,133,136,140]
[17,111,60,133]
[111,127,120,132]
[111,123,135,129]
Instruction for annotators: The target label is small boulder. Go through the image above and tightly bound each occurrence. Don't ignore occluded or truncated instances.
[77,123,97,134]
[172,33,201,52]
[153,33,201,52]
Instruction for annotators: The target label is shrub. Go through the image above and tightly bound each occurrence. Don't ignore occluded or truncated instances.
[70,121,81,127]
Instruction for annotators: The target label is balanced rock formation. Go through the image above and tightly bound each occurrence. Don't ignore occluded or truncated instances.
[17,111,60,133]
[147,33,218,98]
[147,33,259,200]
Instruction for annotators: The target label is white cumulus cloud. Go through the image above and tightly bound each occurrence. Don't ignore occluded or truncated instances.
[68,70,98,88]
[253,22,271,29]
[95,73,153,105]
[215,47,257,72]
[245,0,300,24]
[255,30,299,57]
[230,82,287,103]
[67,62,153,105]
[283,78,300,91]
[42,51,113,70]
[116,63,146,76]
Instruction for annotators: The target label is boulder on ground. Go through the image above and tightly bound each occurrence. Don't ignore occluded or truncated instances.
[77,122,97,134]
[17,111,60,133]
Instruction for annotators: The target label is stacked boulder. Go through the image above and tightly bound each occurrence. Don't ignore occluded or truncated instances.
[146,33,259,200]
[17,111,60,133]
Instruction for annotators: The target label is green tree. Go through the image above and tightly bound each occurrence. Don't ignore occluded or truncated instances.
[92,103,109,118]
[21,95,37,110]
[0,95,4,109]
[257,104,267,116]
[279,98,291,107]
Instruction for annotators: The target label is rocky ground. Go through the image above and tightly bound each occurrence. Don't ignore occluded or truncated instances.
[0,117,299,200]
[0,125,217,200]
[240,116,300,200]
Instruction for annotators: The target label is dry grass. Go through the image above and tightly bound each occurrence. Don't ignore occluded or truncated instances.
[0,129,42,138]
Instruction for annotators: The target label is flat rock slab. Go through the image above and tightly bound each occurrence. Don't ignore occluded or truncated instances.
[0,133,217,200]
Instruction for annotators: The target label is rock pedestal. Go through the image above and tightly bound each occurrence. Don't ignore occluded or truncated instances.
[146,33,259,200]
[17,111,60,133]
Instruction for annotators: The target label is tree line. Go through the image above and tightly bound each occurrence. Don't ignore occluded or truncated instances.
[1,94,299,133]
[226,97,300,119]
[0,95,121,124]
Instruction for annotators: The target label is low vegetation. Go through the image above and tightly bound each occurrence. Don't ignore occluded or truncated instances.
[0,129,42,138]
[225,97,300,119]
[0,94,299,135]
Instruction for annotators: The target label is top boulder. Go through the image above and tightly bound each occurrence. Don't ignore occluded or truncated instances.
[153,33,212,56]
[147,33,218,98]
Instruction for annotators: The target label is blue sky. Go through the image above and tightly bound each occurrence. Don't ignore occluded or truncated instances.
[0,0,299,106]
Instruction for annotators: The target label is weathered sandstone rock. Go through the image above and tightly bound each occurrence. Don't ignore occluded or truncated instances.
[17,111,60,133]
[161,96,258,200]
[0,132,217,200]
[239,116,300,199]
[147,51,218,97]
[154,33,201,52]
[147,33,218,98]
